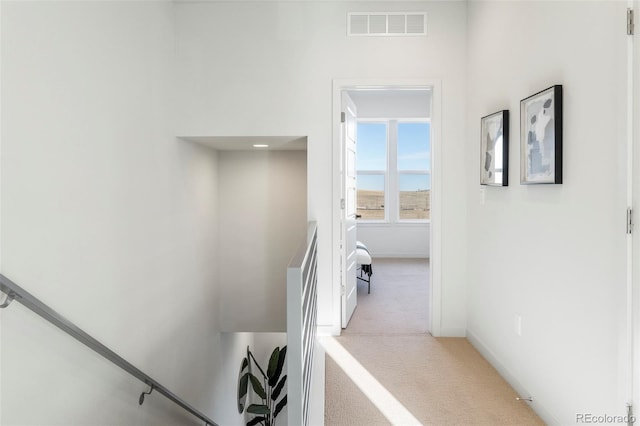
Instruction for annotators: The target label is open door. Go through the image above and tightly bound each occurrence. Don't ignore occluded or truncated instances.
[341,92,358,328]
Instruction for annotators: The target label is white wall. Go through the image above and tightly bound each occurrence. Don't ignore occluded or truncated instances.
[174,0,468,335]
[357,224,429,258]
[217,150,307,332]
[465,2,629,423]
[1,2,220,424]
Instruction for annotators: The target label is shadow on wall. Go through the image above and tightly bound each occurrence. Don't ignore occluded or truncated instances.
[218,148,307,333]
[180,136,308,333]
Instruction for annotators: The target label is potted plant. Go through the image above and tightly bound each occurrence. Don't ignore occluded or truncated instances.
[237,345,287,426]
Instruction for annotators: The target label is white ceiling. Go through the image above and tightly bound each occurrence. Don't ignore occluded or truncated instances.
[180,136,307,151]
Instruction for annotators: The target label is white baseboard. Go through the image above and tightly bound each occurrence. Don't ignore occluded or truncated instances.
[370,253,429,259]
[466,328,560,425]
[437,327,466,337]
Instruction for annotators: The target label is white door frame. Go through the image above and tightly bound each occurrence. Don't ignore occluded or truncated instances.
[331,78,443,337]
[628,0,638,413]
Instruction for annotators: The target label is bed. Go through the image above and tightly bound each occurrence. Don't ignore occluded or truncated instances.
[356,241,373,294]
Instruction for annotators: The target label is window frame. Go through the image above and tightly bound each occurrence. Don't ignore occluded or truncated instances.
[395,119,431,223]
[356,118,431,225]
[355,120,389,223]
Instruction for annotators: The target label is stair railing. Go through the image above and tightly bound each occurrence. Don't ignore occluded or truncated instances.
[0,273,218,426]
[286,221,318,426]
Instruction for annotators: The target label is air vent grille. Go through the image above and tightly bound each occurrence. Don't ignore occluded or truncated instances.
[348,12,427,37]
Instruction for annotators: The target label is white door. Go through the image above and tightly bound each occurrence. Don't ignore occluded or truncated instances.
[341,92,358,328]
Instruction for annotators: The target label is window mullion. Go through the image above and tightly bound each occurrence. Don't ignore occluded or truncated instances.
[389,120,398,223]
[398,170,430,175]
[358,170,385,175]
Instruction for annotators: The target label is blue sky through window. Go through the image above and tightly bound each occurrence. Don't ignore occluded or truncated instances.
[356,123,387,170]
[398,122,430,171]
[357,121,431,191]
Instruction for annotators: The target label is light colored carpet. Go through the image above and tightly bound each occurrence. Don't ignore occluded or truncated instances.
[325,258,543,425]
[344,258,429,335]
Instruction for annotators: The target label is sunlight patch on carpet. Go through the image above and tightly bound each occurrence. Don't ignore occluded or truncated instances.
[321,336,422,425]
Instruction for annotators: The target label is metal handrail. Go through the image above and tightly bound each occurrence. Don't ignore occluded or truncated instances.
[0,273,217,426]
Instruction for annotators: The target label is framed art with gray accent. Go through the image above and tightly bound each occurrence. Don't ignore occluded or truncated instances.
[520,85,563,184]
[480,110,509,186]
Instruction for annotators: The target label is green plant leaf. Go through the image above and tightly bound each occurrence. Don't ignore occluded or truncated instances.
[269,346,287,387]
[271,375,286,401]
[247,404,270,415]
[238,372,249,412]
[239,373,249,398]
[248,349,267,379]
[249,373,266,399]
[273,395,287,418]
[267,347,280,384]
[246,416,265,426]
[237,356,249,414]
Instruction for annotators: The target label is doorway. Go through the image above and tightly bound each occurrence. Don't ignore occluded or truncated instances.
[331,79,443,336]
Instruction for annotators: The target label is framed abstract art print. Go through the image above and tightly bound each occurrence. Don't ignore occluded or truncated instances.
[480,110,509,186]
[520,85,563,184]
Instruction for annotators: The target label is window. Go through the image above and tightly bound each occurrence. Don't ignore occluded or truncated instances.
[356,120,431,222]
[397,122,430,220]
[356,122,387,220]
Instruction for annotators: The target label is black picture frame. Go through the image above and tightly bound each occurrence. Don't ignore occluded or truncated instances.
[520,85,563,184]
[480,110,509,186]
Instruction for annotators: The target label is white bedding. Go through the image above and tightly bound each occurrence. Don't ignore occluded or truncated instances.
[356,241,372,265]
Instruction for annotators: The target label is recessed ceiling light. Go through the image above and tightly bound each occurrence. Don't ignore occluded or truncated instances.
[253,144,269,148]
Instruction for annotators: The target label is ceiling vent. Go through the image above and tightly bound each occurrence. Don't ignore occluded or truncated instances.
[348,12,427,37]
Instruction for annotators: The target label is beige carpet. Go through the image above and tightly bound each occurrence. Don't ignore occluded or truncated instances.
[325,258,543,425]
[344,258,429,335]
